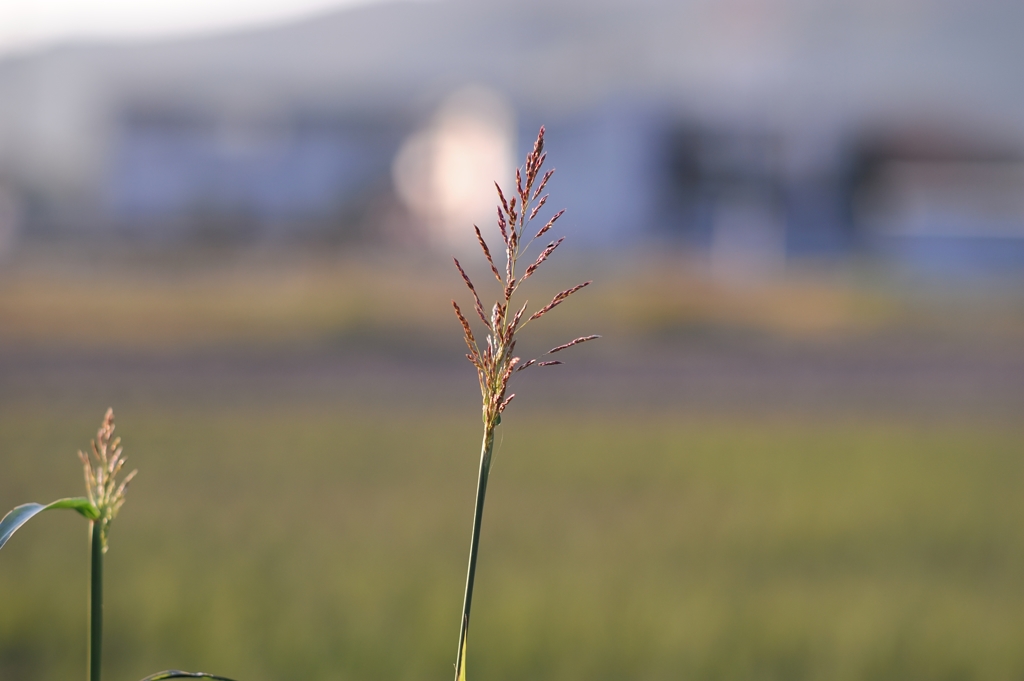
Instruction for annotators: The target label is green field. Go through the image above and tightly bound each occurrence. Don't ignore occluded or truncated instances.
[2,405,1022,681]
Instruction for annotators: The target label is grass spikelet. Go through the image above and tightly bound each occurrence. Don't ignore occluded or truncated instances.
[521,237,564,283]
[474,226,503,283]
[548,335,602,354]
[453,258,489,328]
[533,208,564,240]
[528,281,591,322]
[528,194,549,221]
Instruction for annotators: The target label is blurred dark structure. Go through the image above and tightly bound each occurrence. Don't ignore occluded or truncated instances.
[849,128,1024,271]
[1,0,1023,271]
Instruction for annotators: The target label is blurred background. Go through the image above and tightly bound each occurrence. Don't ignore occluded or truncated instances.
[1,1,1023,680]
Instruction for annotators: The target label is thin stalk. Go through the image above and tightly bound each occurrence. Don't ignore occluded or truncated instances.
[89,521,103,681]
[454,425,495,681]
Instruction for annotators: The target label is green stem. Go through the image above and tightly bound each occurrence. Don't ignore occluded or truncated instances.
[454,424,495,681]
[89,521,103,681]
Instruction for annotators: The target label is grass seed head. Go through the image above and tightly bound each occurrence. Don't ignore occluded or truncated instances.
[450,126,598,428]
[78,408,136,551]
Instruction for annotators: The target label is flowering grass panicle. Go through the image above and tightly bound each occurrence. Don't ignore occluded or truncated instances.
[451,126,598,681]
[452,126,599,430]
[79,408,137,551]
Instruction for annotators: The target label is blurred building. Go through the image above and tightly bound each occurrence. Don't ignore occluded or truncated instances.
[107,105,404,241]
[1,0,1023,271]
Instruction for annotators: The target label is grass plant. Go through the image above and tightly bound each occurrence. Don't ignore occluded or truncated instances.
[450,126,598,681]
[0,409,237,681]
[1,406,1022,681]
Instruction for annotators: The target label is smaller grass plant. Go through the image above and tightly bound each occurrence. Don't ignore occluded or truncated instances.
[0,409,238,681]
[451,126,598,681]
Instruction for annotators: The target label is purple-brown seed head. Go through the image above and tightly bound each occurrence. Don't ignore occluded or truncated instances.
[451,126,598,427]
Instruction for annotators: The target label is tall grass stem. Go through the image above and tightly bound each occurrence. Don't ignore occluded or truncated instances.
[89,520,103,681]
[454,425,495,681]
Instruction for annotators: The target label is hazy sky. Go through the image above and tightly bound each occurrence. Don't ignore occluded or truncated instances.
[0,0,397,55]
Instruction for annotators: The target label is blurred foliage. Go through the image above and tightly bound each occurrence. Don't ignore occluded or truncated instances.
[1,250,1022,680]
[4,249,1021,352]
[1,405,1022,681]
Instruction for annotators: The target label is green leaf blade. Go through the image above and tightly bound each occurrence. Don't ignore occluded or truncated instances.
[137,671,240,681]
[0,503,46,551]
[45,497,100,520]
[0,497,98,550]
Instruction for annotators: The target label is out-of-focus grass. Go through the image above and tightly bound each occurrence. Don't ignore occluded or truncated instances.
[0,252,457,350]
[1,405,1021,681]
[4,249,1023,357]
[5,250,1003,351]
